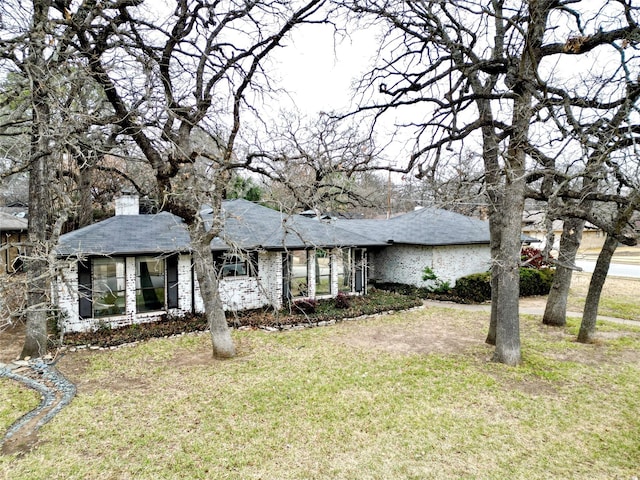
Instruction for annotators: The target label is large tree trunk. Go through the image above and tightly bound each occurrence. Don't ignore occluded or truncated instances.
[479,107,502,347]
[77,162,93,228]
[485,213,501,346]
[577,234,618,343]
[491,178,524,365]
[490,1,551,365]
[542,217,585,326]
[21,0,52,359]
[189,224,236,358]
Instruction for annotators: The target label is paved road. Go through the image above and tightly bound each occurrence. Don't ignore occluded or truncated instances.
[575,260,640,278]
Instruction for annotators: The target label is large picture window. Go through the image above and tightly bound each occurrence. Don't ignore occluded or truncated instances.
[92,258,126,318]
[136,257,165,313]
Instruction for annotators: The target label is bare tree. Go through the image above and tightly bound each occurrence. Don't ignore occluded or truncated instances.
[57,0,327,358]
[1,2,147,355]
[253,113,385,214]
[0,1,67,357]
[524,21,640,329]
[578,195,639,342]
[345,0,640,364]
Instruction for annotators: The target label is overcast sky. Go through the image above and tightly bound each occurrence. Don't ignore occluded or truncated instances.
[271,24,378,116]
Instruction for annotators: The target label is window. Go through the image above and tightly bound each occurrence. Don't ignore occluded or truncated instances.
[221,254,248,277]
[315,249,331,295]
[78,255,179,319]
[214,252,258,278]
[136,257,165,313]
[337,248,352,293]
[92,258,126,318]
[291,250,308,297]
[2,233,25,273]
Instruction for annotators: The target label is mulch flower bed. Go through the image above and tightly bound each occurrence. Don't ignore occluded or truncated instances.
[57,290,424,348]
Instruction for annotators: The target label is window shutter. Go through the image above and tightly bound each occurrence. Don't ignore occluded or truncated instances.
[167,255,179,309]
[250,251,259,276]
[78,260,92,318]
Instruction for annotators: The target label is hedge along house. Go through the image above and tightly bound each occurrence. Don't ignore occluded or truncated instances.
[335,207,492,289]
[55,194,383,333]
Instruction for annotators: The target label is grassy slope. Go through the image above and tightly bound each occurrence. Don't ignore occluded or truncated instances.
[0,380,39,435]
[2,309,640,479]
[567,273,640,320]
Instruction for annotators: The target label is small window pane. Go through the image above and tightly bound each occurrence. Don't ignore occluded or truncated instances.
[221,254,248,277]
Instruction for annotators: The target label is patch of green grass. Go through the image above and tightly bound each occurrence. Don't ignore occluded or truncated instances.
[567,274,640,321]
[597,297,640,320]
[0,378,39,433]
[568,296,640,321]
[2,309,640,479]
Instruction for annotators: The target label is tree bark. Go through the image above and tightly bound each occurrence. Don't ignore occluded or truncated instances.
[21,0,53,359]
[542,217,585,326]
[491,177,524,365]
[485,213,501,346]
[577,234,618,343]
[189,224,236,358]
[77,161,93,228]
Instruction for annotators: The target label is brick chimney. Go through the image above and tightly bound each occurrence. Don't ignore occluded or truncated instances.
[114,190,139,215]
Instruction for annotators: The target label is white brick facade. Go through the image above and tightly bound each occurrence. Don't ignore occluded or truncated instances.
[57,243,484,333]
[370,244,490,287]
[58,251,287,333]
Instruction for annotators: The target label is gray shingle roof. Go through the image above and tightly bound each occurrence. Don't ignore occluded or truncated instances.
[56,200,385,257]
[210,200,383,250]
[0,212,28,232]
[56,212,190,256]
[335,207,490,246]
[56,201,492,257]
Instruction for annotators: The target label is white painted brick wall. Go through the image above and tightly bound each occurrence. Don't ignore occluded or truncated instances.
[371,245,433,286]
[57,262,80,332]
[257,251,283,309]
[330,249,339,295]
[431,245,491,285]
[177,254,193,312]
[192,251,283,313]
[370,244,490,287]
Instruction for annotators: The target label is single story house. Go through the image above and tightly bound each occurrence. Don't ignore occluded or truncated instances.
[335,208,492,288]
[55,195,492,333]
[522,210,604,252]
[0,211,27,274]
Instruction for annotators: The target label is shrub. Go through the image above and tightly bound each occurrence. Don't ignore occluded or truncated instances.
[453,272,492,303]
[454,267,555,302]
[519,267,555,296]
[521,247,551,269]
[334,292,351,309]
[60,291,424,348]
[293,298,318,314]
[422,267,452,293]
